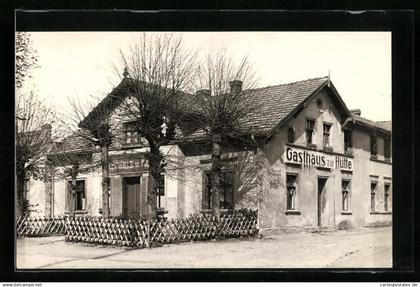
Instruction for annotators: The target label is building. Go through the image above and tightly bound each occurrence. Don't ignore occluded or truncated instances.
[25,76,392,230]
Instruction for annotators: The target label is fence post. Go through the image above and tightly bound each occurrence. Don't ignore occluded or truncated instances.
[146,220,151,248]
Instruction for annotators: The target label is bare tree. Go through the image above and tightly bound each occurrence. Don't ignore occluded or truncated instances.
[16,92,54,217]
[15,31,46,217]
[116,33,197,220]
[55,93,120,218]
[189,50,259,222]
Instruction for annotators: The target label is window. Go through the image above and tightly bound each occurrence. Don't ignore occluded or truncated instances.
[288,127,295,143]
[23,178,30,203]
[125,130,140,144]
[286,174,297,210]
[370,182,377,212]
[156,175,165,208]
[384,184,391,212]
[306,119,315,145]
[316,98,323,109]
[344,129,353,153]
[124,122,141,144]
[342,180,350,211]
[384,138,391,161]
[370,135,377,157]
[323,123,332,149]
[68,180,86,211]
[203,170,234,210]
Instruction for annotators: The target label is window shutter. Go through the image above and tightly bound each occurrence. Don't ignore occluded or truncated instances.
[65,181,69,212]
[202,171,208,210]
[110,177,122,217]
[140,175,148,217]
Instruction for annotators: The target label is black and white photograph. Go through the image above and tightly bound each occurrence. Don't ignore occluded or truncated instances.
[14,30,396,270]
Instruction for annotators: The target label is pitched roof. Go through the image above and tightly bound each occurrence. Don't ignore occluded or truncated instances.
[51,131,93,155]
[179,76,334,141]
[56,76,390,153]
[352,114,392,134]
[241,76,331,134]
[79,78,196,129]
[376,120,392,131]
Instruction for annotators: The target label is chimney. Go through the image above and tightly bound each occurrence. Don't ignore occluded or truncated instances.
[41,124,52,142]
[350,109,361,116]
[229,80,243,95]
[196,89,210,97]
[41,124,52,130]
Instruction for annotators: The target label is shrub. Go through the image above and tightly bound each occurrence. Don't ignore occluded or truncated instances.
[337,220,352,230]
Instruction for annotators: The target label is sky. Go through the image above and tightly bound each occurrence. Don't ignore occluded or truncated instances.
[23,32,392,121]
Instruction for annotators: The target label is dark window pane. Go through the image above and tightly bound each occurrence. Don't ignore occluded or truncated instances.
[288,127,295,143]
[323,123,332,148]
[384,184,391,212]
[342,180,350,211]
[306,119,315,144]
[370,136,377,155]
[344,130,353,152]
[287,175,297,210]
[384,139,391,160]
[371,182,377,212]
[204,170,234,210]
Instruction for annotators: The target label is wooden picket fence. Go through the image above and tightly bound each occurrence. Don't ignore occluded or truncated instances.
[65,211,258,248]
[149,214,218,245]
[15,210,258,247]
[16,216,66,237]
[65,217,150,247]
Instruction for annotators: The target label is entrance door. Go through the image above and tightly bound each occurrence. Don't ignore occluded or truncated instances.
[317,177,328,226]
[123,176,140,218]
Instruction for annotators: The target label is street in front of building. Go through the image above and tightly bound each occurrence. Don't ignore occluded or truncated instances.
[17,226,391,269]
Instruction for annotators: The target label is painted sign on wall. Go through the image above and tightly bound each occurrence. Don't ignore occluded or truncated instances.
[284,146,353,171]
[109,153,148,173]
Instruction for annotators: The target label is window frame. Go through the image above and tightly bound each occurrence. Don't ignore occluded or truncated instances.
[286,174,298,211]
[384,138,391,161]
[123,122,141,145]
[384,183,391,212]
[323,122,332,150]
[203,169,235,211]
[370,135,378,158]
[67,179,86,211]
[344,129,353,154]
[370,182,377,212]
[341,180,350,211]
[23,178,30,203]
[305,118,316,145]
[287,127,295,143]
[156,174,165,209]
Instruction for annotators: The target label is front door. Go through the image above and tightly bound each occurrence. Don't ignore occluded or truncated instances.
[317,177,328,227]
[123,176,140,218]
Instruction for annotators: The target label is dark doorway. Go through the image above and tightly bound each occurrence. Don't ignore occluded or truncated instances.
[317,177,328,226]
[123,176,140,218]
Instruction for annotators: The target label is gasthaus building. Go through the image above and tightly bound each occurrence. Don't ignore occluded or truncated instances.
[26,76,392,230]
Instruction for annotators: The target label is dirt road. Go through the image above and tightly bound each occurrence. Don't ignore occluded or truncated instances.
[16,226,392,269]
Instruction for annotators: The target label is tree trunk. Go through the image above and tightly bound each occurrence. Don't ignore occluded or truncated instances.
[44,163,54,217]
[211,133,222,223]
[16,173,25,218]
[69,179,76,217]
[69,164,78,217]
[147,144,160,221]
[101,145,110,218]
